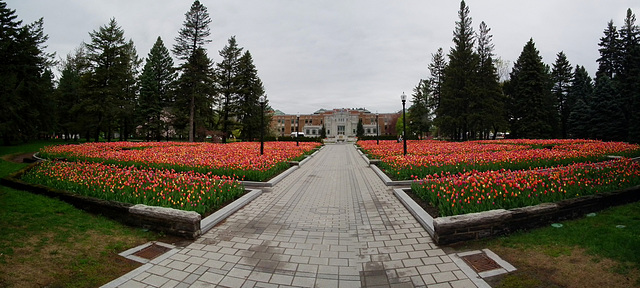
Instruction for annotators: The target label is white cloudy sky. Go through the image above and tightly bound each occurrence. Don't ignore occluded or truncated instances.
[9,0,640,114]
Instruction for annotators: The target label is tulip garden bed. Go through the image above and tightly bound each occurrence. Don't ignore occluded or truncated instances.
[18,141,321,216]
[358,139,640,217]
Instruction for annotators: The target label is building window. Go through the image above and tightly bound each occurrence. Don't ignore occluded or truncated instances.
[337,126,345,135]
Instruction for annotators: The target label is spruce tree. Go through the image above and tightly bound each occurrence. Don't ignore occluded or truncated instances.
[596,21,622,79]
[619,9,640,143]
[56,47,90,141]
[590,76,626,141]
[173,0,212,142]
[175,47,215,141]
[215,36,243,143]
[476,21,506,139]
[0,1,55,144]
[551,51,573,138]
[84,18,138,142]
[408,79,432,139]
[566,65,593,138]
[139,37,176,141]
[427,47,446,111]
[437,0,479,140]
[236,50,267,141]
[509,39,557,139]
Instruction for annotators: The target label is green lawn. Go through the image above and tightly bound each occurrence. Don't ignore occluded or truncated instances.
[0,140,163,287]
[458,200,640,288]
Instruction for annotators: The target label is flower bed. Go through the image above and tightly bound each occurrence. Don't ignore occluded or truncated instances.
[412,158,640,216]
[38,141,321,181]
[359,139,640,217]
[358,139,640,180]
[20,161,243,216]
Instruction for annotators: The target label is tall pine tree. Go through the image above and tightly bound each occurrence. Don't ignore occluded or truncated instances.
[476,21,506,139]
[83,18,138,142]
[566,65,593,138]
[551,51,573,138]
[0,1,55,144]
[619,9,640,143]
[236,50,268,141]
[215,36,243,143]
[173,0,213,142]
[437,0,479,140]
[509,39,557,139]
[139,36,176,141]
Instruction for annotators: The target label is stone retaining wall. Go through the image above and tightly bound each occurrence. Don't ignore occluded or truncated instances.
[1,164,203,239]
[432,185,640,244]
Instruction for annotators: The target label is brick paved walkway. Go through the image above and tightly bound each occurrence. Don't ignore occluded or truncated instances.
[104,144,478,288]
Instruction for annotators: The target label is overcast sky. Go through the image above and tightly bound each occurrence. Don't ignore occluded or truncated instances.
[9,0,640,115]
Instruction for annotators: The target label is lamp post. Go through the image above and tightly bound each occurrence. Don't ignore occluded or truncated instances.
[401,92,407,155]
[296,113,300,146]
[259,95,266,155]
[376,112,379,145]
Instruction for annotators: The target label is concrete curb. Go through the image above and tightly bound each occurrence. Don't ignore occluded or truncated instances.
[201,188,263,233]
[242,146,323,188]
[393,188,434,235]
[355,147,413,186]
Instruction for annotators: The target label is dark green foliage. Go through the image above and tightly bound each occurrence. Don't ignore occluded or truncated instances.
[590,76,626,141]
[175,48,215,141]
[596,20,622,79]
[139,37,176,141]
[566,65,594,138]
[215,36,243,143]
[551,51,573,138]
[173,0,213,142]
[0,2,55,144]
[172,0,211,62]
[427,47,446,111]
[618,9,640,143]
[437,0,479,141]
[408,79,432,139]
[55,47,90,141]
[475,21,506,139]
[237,51,269,141]
[320,125,326,139]
[356,119,365,138]
[84,18,140,142]
[509,39,558,139]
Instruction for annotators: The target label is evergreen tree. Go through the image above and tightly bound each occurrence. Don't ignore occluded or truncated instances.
[427,47,446,111]
[56,47,90,141]
[476,21,506,139]
[509,39,557,139]
[618,9,640,143]
[566,65,593,138]
[175,47,215,141]
[590,76,626,141]
[551,51,573,138]
[356,119,365,138]
[84,18,138,142]
[173,0,211,62]
[437,0,479,140]
[408,79,432,139]
[139,36,176,141]
[236,50,267,141]
[320,125,326,139]
[0,1,55,144]
[568,99,592,139]
[596,20,622,79]
[173,0,212,142]
[215,36,243,143]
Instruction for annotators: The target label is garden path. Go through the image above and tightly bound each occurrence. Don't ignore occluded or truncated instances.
[104,143,479,287]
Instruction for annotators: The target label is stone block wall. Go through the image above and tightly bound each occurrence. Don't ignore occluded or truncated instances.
[433,186,640,245]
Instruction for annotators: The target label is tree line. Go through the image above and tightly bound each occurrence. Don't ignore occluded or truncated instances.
[0,0,271,145]
[409,1,640,143]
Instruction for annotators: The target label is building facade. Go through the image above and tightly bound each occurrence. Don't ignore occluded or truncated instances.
[271,108,399,140]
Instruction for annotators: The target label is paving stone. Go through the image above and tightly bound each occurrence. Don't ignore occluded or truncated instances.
[102,145,481,288]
